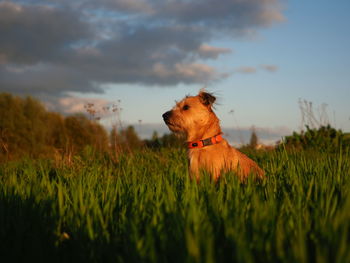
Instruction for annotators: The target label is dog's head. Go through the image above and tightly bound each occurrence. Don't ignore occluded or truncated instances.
[162,90,217,135]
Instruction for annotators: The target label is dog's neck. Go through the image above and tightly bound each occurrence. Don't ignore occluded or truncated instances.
[186,115,221,142]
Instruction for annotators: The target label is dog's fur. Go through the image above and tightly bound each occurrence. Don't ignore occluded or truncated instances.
[162,90,264,181]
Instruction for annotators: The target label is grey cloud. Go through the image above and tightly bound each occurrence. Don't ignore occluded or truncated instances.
[155,0,284,30]
[197,44,232,59]
[81,0,154,14]
[0,64,103,95]
[63,26,214,86]
[0,2,91,65]
[0,0,284,96]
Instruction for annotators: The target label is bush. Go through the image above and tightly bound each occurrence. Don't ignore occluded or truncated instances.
[281,125,349,152]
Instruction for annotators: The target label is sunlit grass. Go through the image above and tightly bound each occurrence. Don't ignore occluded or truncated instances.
[0,148,350,262]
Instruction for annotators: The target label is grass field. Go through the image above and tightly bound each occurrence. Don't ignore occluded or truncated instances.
[1,147,350,262]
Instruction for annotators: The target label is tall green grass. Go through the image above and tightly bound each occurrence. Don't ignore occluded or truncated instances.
[0,148,350,262]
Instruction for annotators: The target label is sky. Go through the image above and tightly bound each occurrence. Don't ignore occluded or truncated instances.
[0,0,349,143]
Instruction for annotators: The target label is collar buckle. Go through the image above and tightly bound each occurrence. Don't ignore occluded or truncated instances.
[188,134,223,149]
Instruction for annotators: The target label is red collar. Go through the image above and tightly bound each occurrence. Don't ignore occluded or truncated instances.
[188,134,223,149]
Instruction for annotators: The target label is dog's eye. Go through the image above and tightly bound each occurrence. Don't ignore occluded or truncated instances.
[183,105,190,111]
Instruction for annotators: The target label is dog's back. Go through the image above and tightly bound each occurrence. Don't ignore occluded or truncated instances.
[189,138,264,181]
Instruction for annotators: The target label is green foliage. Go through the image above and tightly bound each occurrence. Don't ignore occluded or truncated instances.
[65,114,109,154]
[1,148,350,262]
[2,93,350,261]
[248,128,259,149]
[119,125,144,149]
[249,131,258,148]
[0,93,109,161]
[0,93,49,158]
[110,125,144,153]
[145,132,186,149]
[282,125,349,152]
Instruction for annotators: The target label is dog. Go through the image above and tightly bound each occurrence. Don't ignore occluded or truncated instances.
[162,90,265,181]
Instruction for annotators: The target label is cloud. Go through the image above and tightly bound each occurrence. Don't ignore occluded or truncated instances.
[83,0,154,14]
[0,63,103,95]
[45,95,113,115]
[222,125,290,145]
[260,64,279,72]
[156,0,284,30]
[0,2,91,65]
[0,0,284,96]
[197,44,232,59]
[236,66,257,74]
[234,64,279,74]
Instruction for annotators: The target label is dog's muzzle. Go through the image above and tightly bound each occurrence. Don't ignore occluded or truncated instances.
[162,111,172,124]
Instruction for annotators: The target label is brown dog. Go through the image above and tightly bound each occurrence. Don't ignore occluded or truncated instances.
[162,90,264,181]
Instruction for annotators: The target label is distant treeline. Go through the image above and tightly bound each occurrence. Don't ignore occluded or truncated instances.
[281,125,350,152]
[1,93,349,161]
[0,93,184,161]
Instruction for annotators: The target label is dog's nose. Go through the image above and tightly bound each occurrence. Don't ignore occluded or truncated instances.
[162,111,172,122]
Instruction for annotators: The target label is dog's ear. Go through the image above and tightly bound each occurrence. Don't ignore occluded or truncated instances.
[199,90,216,106]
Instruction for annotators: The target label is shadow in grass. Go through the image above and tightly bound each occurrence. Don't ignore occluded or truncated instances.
[0,194,179,263]
[0,195,60,262]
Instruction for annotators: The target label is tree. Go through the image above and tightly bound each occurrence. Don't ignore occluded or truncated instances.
[120,126,143,150]
[0,93,49,158]
[0,93,110,161]
[65,114,109,155]
[249,127,258,149]
[144,132,185,149]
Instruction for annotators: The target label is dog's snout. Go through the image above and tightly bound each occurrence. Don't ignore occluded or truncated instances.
[162,111,172,122]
